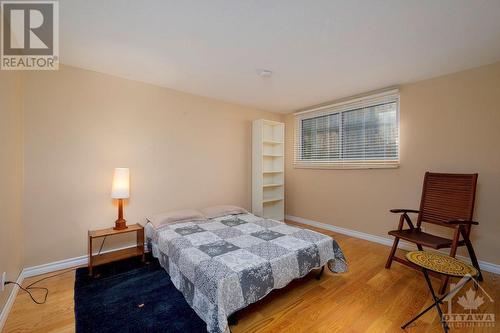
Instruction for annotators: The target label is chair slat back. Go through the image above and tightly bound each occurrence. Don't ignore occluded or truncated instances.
[417,172,478,228]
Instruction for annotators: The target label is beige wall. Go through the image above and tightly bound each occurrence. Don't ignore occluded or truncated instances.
[285,61,500,265]
[22,65,282,267]
[7,61,500,270]
[0,71,24,313]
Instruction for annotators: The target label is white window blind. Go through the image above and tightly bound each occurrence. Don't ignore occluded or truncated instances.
[294,90,399,169]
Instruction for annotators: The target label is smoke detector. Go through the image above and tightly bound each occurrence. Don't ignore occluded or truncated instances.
[257,69,273,78]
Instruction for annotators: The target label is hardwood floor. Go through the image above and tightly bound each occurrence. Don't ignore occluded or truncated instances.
[4,221,499,333]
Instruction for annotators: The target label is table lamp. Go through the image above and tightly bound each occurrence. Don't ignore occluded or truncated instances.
[111,167,129,230]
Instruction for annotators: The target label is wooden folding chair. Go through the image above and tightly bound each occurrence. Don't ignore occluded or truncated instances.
[385,172,483,294]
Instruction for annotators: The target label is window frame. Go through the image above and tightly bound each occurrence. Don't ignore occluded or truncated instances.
[294,89,400,169]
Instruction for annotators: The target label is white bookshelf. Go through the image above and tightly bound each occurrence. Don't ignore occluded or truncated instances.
[252,119,285,221]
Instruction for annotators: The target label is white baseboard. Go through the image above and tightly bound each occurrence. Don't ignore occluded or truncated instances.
[285,214,500,275]
[0,271,24,331]
[22,255,88,279]
[22,244,140,278]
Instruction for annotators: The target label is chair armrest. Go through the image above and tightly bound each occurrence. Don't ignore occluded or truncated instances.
[390,209,419,230]
[390,209,420,214]
[445,219,479,226]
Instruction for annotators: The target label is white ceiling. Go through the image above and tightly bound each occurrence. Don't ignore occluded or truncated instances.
[60,0,500,113]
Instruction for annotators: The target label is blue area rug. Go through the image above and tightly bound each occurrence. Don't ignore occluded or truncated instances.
[74,255,206,333]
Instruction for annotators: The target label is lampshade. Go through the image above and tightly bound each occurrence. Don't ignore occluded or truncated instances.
[111,168,130,199]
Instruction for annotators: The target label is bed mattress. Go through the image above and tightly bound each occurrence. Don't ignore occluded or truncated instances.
[146,213,347,333]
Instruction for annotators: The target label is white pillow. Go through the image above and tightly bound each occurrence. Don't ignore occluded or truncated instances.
[200,205,248,219]
[147,209,205,228]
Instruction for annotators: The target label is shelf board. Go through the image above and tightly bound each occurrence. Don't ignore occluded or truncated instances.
[262,120,283,126]
[92,246,144,267]
[263,183,283,188]
[262,197,284,204]
[263,216,284,222]
[263,154,283,157]
[263,170,283,174]
[89,223,143,238]
[263,140,283,144]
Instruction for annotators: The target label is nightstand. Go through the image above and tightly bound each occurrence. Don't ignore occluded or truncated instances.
[88,223,145,276]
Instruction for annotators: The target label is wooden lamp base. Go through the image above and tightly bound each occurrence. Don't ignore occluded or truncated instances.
[114,218,127,230]
[113,198,128,230]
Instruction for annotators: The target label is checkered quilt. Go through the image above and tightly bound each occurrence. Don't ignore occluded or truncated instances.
[147,213,347,333]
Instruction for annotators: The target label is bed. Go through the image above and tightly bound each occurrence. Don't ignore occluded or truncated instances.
[145,212,347,333]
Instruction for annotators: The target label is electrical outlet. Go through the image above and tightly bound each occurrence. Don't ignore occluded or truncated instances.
[1,272,6,292]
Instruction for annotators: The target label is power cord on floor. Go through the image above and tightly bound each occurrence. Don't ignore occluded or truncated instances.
[4,282,48,304]
[3,237,109,304]
[4,268,75,305]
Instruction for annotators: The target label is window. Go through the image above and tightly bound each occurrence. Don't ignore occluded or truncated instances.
[294,90,399,169]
